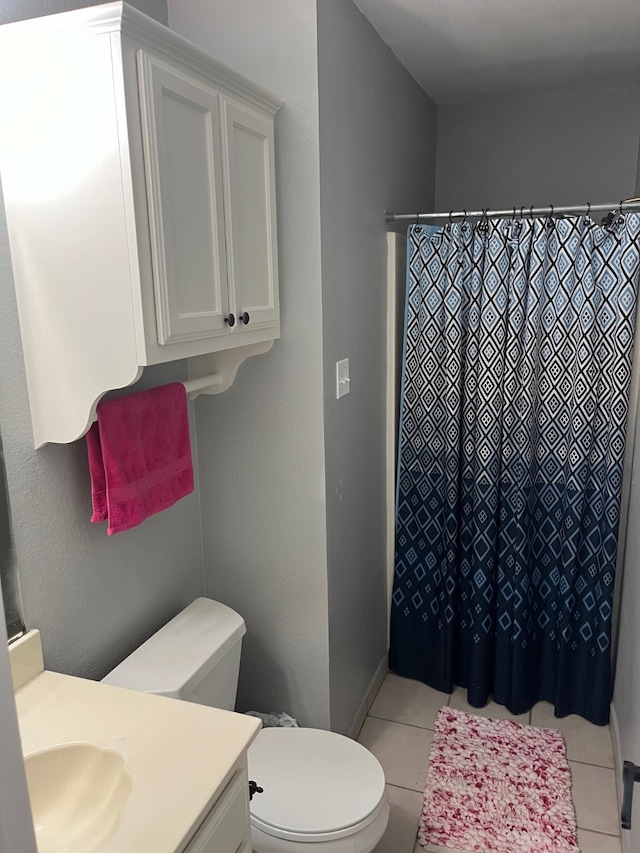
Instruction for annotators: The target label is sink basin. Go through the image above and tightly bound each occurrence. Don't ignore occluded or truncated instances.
[24,742,132,853]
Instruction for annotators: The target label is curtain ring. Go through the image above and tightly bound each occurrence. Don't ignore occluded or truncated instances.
[415,212,420,226]
[512,206,516,220]
[529,204,534,219]
[519,205,524,220]
[619,200,624,216]
[463,209,467,221]
[546,203,554,228]
[586,202,591,217]
[449,210,453,224]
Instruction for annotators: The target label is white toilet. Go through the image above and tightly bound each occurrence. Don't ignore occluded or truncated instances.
[102,598,389,853]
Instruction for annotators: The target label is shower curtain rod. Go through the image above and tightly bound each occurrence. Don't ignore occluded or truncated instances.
[385,200,640,223]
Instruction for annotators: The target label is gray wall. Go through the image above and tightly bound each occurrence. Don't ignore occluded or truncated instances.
[0,0,167,24]
[317,0,437,734]
[0,0,206,681]
[436,87,640,211]
[0,584,37,853]
[615,413,640,849]
[168,0,332,728]
[612,158,640,853]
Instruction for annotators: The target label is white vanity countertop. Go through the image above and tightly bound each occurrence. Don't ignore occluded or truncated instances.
[14,661,261,852]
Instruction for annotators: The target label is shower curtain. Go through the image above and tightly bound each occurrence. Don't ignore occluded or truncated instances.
[389,214,640,725]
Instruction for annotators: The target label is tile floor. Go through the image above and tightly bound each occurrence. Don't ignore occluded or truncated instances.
[357,673,622,853]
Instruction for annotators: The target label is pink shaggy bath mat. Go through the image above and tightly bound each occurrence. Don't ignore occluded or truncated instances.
[419,707,579,853]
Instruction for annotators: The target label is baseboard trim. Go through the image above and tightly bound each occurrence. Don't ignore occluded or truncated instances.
[347,652,388,740]
[366,653,389,712]
[610,701,629,852]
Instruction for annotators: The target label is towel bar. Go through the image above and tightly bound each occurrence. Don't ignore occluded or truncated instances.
[622,761,640,829]
[87,374,224,433]
[182,374,222,397]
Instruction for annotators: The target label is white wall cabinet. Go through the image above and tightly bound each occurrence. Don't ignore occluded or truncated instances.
[0,2,281,448]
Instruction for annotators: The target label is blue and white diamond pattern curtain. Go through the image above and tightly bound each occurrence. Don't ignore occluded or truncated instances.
[390,215,640,725]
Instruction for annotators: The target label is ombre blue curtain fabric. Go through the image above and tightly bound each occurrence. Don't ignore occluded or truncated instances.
[389,215,640,725]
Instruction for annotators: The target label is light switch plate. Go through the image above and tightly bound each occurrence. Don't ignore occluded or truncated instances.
[336,358,350,398]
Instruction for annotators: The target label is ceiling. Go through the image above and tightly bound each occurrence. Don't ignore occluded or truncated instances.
[352,0,640,104]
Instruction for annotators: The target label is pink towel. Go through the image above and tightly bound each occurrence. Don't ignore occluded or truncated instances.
[86,383,194,535]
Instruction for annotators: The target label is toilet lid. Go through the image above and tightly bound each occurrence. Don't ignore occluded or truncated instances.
[248,728,386,842]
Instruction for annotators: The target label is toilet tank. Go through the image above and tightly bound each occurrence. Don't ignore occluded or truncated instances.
[102,598,246,711]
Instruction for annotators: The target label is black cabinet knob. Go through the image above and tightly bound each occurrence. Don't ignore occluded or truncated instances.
[240,312,250,325]
[225,313,236,327]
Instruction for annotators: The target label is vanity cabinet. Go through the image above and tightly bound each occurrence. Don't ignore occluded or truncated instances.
[12,635,262,853]
[0,2,281,448]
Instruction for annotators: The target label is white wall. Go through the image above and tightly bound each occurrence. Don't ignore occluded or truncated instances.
[317,0,437,734]
[0,0,206,681]
[436,87,640,211]
[168,0,332,728]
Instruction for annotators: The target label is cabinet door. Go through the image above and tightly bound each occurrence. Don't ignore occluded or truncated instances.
[137,51,230,345]
[183,770,250,853]
[221,98,279,332]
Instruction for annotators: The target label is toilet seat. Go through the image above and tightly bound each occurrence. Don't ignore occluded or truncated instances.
[248,727,388,844]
